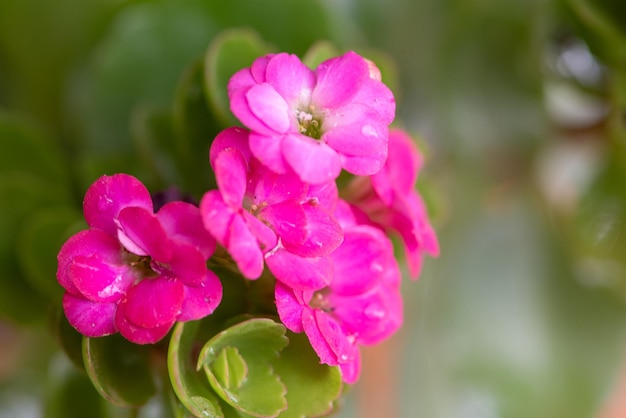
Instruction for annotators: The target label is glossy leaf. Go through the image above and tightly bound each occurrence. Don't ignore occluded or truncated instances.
[274,332,343,418]
[168,320,224,418]
[198,318,289,417]
[83,334,156,407]
[172,59,221,197]
[0,173,67,323]
[204,28,273,126]
[17,207,82,300]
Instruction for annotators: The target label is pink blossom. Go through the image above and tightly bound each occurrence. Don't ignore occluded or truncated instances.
[344,129,439,278]
[228,51,395,185]
[200,127,343,289]
[275,208,403,384]
[57,174,222,344]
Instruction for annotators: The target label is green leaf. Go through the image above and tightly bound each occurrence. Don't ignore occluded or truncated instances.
[83,334,157,407]
[168,320,224,418]
[0,173,68,323]
[54,307,86,372]
[210,346,248,391]
[198,318,289,417]
[204,28,274,126]
[203,0,332,55]
[45,361,108,418]
[274,332,343,418]
[0,112,70,187]
[17,207,82,300]
[71,0,219,157]
[172,59,222,197]
[302,41,340,69]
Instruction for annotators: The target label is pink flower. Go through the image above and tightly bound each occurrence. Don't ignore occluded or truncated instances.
[228,51,395,185]
[344,129,439,278]
[200,127,343,289]
[56,174,222,344]
[275,205,403,383]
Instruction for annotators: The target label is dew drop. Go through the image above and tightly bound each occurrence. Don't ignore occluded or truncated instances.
[97,196,114,212]
[370,261,383,273]
[364,303,385,320]
[361,125,378,138]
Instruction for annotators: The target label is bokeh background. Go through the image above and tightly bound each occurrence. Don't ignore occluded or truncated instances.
[2,0,626,417]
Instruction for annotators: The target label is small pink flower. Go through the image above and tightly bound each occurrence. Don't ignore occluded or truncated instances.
[200,127,343,289]
[275,206,403,383]
[228,51,395,185]
[345,129,439,278]
[57,174,222,344]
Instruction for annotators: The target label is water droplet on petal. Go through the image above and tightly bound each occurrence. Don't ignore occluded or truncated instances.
[361,125,378,138]
[364,303,385,320]
[97,196,114,212]
[370,261,383,273]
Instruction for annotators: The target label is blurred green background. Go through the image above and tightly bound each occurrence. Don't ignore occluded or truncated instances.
[2,0,626,417]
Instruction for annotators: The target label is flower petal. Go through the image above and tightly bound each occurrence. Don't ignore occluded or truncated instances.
[178,269,223,322]
[323,105,388,158]
[209,127,252,171]
[71,256,134,303]
[258,200,307,248]
[246,83,291,134]
[83,174,153,236]
[228,214,265,279]
[275,282,305,333]
[117,206,172,262]
[249,132,289,174]
[266,248,332,290]
[121,277,184,329]
[157,201,216,260]
[57,229,124,296]
[282,134,341,185]
[330,226,391,295]
[115,300,174,345]
[63,293,117,337]
[166,241,209,287]
[312,51,369,109]
[339,349,361,384]
[265,53,315,105]
[213,147,249,208]
[200,190,235,247]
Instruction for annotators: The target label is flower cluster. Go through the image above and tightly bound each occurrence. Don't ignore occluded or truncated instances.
[57,51,437,383]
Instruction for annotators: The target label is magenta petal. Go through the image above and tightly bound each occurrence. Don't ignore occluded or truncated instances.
[157,201,216,260]
[312,51,369,109]
[339,349,361,384]
[294,203,343,257]
[71,257,133,303]
[282,134,342,185]
[252,162,307,204]
[57,229,124,295]
[265,53,315,104]
[200,190,235,247]
[213,148,249,208]
[323,105,388,157]
[209,127,252,174]
[167,241,208,287]
[330,226,390,295]
[340,152,387,177]
[351,78,396,124]
[275,282,305,333]
[63,293,117,337]
[178,270,223,322]
[266,249,332,290]
[117,207,172,262]
[115,300,174,344]
[241,211,278,253]
[246,83,291,134]
[228,214,265,279]
[227,68,255,95]
[249,133,289,174]
[301,308,338,365]
[259,200,307,247]
[83,174,153,236]
[331,287,403,345]
[122,277,184,329]
[230,88,277,137]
